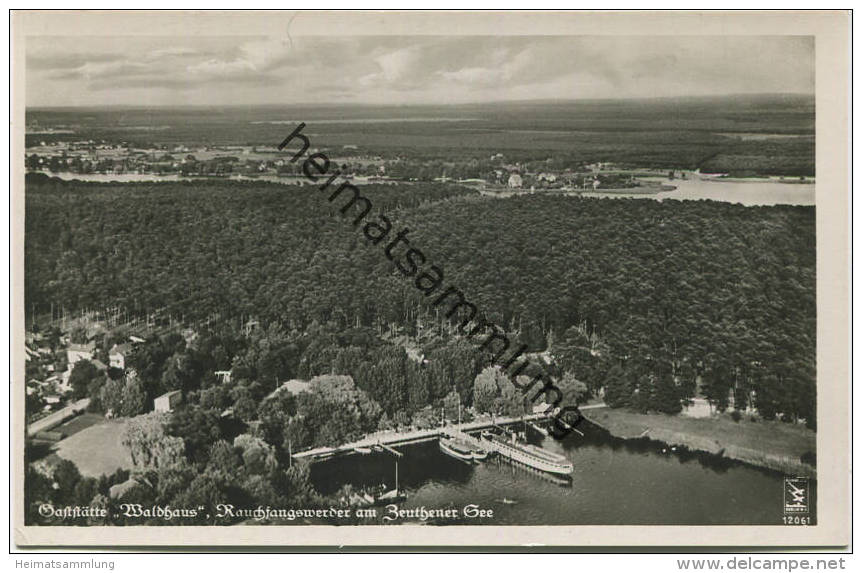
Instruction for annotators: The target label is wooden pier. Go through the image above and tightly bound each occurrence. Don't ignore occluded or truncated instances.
[292,412,548,462]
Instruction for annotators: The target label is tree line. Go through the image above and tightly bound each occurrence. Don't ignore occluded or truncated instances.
[26,175,815,426]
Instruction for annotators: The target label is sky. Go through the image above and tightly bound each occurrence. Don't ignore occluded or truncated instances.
[25,35,815,107]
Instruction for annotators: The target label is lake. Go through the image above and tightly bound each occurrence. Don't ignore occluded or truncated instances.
[309,422,816,525]
[583,178,815,206]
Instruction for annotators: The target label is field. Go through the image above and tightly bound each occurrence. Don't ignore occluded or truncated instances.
[54,418,132,478]
[587,407,817,478]
[27,95,815,175]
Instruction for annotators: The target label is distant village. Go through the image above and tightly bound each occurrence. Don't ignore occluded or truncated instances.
[25,134,691,193]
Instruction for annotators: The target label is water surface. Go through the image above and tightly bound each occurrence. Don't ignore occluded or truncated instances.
[584,178,814,206]
[310,423,816,525]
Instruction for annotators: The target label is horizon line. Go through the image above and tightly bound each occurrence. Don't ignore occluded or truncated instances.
[25,92,815,111]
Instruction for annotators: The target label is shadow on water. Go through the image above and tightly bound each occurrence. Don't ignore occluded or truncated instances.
[310,440,474,496]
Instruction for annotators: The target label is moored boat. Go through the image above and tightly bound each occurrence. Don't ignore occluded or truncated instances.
[348,485,408,507]
[376,488,407,504]
[438,397,490,463]
[439,436,475,463]
[482,431,574,475]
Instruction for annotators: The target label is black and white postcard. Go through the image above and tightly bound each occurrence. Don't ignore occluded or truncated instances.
[10,10,851,549]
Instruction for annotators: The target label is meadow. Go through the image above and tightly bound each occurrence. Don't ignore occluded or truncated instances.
[54,418,132,477]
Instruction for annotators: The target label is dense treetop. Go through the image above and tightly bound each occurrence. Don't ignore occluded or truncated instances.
[26,175,815,426]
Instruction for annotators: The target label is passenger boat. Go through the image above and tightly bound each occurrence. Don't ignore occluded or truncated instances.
[438,398,489,463]
[482,430,574,475]
[439,436,475,463]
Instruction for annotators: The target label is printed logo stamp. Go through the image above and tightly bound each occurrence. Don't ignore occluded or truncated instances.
[784,478,809,514]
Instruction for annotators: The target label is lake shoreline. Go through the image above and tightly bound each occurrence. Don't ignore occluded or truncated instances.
[582,407,817,479]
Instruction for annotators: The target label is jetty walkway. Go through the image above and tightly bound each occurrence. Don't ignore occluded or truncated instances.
[292,412,548,461]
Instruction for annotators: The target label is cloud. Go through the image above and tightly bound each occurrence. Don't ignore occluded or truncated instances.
[25,35,815,107]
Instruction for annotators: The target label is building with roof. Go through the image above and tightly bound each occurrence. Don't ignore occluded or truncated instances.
[66,342,95,367]
[109,343,132,370]
[154,390,182,413]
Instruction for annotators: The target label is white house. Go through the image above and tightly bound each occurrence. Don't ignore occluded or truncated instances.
[507,173,523,188]
[109,343,131,370]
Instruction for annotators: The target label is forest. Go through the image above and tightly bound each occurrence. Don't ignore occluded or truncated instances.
[26,174,816,422]
[24,174,816,523]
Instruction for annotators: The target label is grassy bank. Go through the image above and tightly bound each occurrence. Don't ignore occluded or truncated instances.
[585,407,817,478]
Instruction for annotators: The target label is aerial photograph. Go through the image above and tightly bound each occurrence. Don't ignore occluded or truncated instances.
[21,29,817,528]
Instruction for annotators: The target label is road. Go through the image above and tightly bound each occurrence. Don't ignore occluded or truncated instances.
[27,398,90,437]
